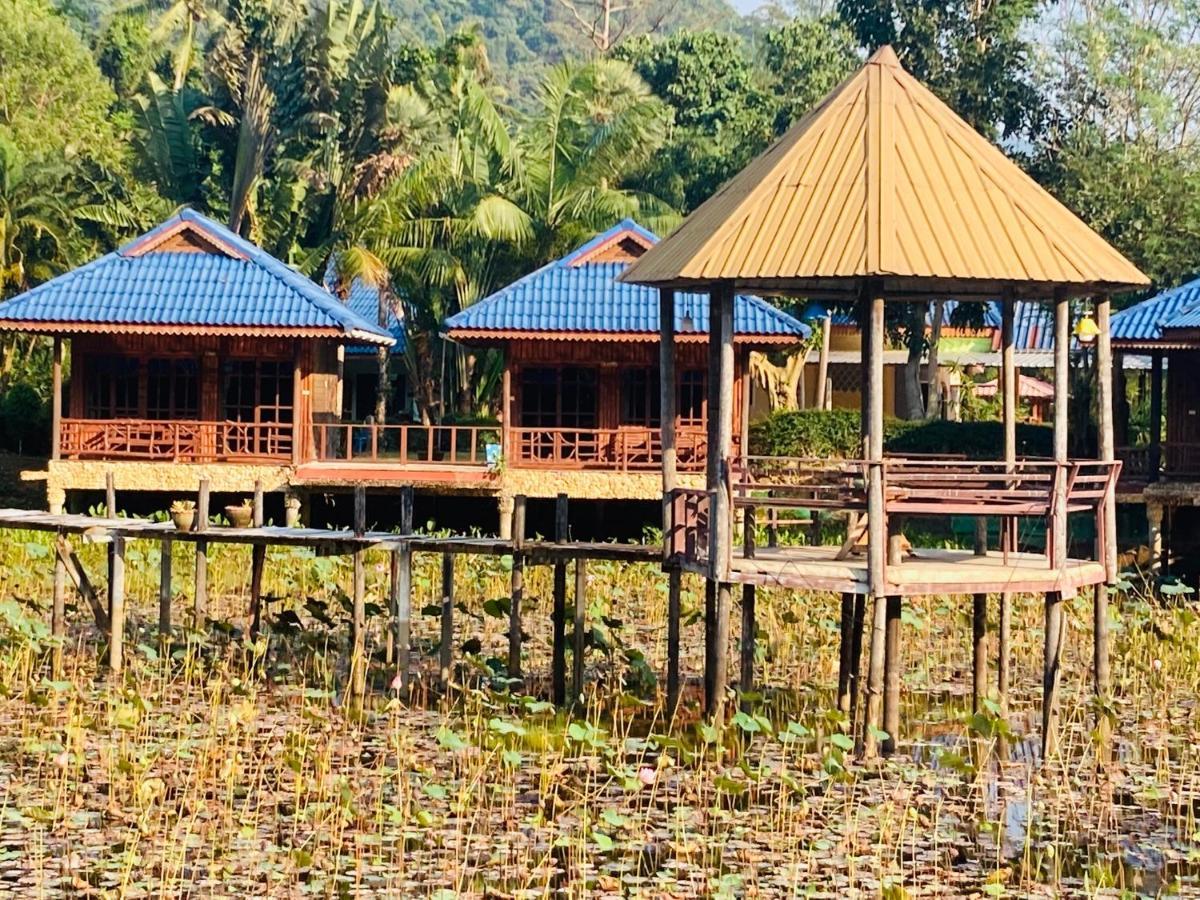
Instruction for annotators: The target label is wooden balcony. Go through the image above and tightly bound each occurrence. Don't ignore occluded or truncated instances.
[311,423,496,467]
[667,457,1121,597]
[59,418,292,463]
[1117,442,1200,484]
[510,426,708,471]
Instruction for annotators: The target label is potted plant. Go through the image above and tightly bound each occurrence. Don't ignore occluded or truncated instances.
[169,500,196,532]
[224,499,253,528]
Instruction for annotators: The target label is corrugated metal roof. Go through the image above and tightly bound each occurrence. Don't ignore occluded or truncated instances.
[445,221,810,340]
[832,300,1053,351]
[621,46,1148,296]
[974,374,1055,399]
[0,209,394,345]
[1111,277,1200,342]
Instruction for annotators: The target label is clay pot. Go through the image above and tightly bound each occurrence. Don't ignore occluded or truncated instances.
[225,505,253,528]
[170,508,196,532]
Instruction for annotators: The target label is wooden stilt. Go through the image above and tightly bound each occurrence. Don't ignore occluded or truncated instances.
[1042,591,1064,759]
[883,594,901,755]
[159,537,173,642]
[862,594,887,757]
[195,479,210,628]
[972,592,987,713]
[1094,582,1111,755]
[395,486,413,689]
[998,592,1011,716]
[350,485,366,695]
[552,494,568,706]
[108,535,125,675]
[573,558,587,704]
[1095,294,1116,754]
[837,592,855,713]
[711,582,731,718]
[105,471,116,623]
[508,496,526,683]
[739,584,756,712]
[848,592,866,734]
[666,567,682,718]
[439,552,454,690]
[52,535,66,676]
[249,482,266,642]
[703,579,716,714]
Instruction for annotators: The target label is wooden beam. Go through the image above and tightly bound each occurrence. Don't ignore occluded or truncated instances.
[1150,350,1163,482]
[508,495,526,683]
[1052,291,1069,570]
[439,552,454,690]
[195,479,210,628]
[816,314,831,411]
[51,337,62,461]
[659,287,678,534]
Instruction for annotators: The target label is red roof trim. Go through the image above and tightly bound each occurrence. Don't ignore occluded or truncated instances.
[445,328,803,345]
[0,321,360,341]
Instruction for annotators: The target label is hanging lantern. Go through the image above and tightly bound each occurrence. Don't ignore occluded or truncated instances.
[1074,315,1101,345]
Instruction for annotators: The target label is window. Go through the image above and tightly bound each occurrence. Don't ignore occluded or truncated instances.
[85,357,139,418]
[621,368,661,426]
[559,368,598,429]
[147,359,199,419]
[221,360,293,456]
[678,369,706,425]
[520,367,598,429]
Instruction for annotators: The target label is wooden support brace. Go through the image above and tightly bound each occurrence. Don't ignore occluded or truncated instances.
[55,535,108,631]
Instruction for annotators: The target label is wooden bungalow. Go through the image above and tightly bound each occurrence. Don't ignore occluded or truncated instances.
[1112,277,1200,575]
[624,47,1147,755]
[444,219,810,523]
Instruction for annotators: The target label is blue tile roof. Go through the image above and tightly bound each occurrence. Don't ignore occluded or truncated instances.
[444,220,810,340]
[321,265,406,354]
[0,209,394,345]
[1112,276,1200,341]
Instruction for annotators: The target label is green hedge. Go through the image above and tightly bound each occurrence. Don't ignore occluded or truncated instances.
[748,409,1053,459]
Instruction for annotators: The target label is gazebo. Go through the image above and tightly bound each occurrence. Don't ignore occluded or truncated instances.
[623,47,1148,756]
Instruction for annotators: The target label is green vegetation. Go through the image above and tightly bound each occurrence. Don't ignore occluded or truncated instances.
[0,526,1190,893]
[749,409,1054,460]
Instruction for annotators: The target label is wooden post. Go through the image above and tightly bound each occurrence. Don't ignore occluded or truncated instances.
[848,592,866,734]
[249,481,267,636]
[1095,295,1116,750]
[508,495,526,682]
[105,471,116,519]
[972,520,987,714]
[1043,591,1064,758]
[51,337,62,461]
[703,579,716,713]
[159,537,173,641]
[52,533,66,676]
[739,347,752,458]
[394,486,414,690]
[739,584,755,713]
[573,557,587,705]
[999,294,1015,715]
[659,287,678,535]
[816,313,832,411]
[1052,290,1069,570]
[501,360,512,464]
[439,552,454,690]
[882,530,904,756]
[108,535,125,674]
[862,289,889,757]
[837,593,855,713]
[350,485,366,695]
[194,479,209,628]
[666,567,682,718]
[552,493,569,706]
[1149,350,1163,482]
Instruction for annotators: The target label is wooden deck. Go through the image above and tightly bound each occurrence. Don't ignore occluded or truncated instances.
[722,545,1105,597]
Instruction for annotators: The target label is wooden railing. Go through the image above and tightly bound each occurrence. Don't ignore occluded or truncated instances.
[59,418,292,462]
[1116,442,1200,481]
[311,423,496,466]
[668,457,1122,578]
[510,426,709,471]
